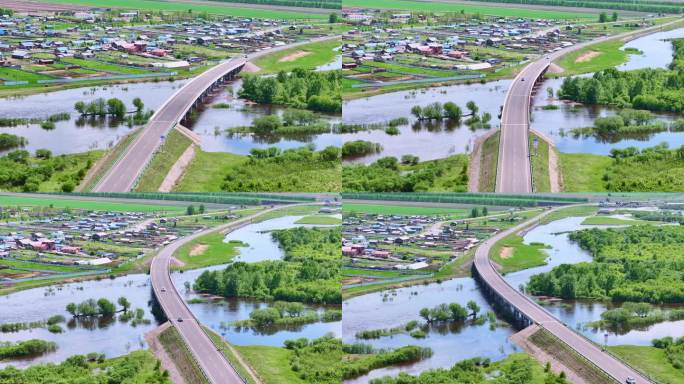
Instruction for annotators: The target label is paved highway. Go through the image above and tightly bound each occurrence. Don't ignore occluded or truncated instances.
[93,35,340,193]
[474,205,651,384]
[496,19,683,193]
[151,205,287,384]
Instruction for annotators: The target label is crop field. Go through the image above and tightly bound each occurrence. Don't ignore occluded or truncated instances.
[209,0,341,9]
[343,0,594,20]
[0,194,187,212]
[32,0,329,19]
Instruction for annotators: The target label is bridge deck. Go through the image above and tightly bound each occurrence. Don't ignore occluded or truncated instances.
[474,206,651,384]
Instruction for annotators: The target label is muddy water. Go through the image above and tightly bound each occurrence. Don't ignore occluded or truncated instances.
[0,216,340,367]
[504,215,684,346]
[531,27,684,155]
[342,80,510,164]
[342,278,519,383]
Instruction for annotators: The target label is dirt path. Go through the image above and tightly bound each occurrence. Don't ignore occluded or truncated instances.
[224,343,263,384]
[159,144,196,192]
[189,244,208,257]
[499,247,513,259]
[278,50,311,62]
[511,325,588,384]
[575,50,600,63]
[242,62,261,73]
[146,322,187,384]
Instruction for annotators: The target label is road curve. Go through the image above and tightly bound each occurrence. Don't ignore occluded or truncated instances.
[93,35,341,193]
[474,205,651,384]
[150,204,310,384]
[496,19,684,193]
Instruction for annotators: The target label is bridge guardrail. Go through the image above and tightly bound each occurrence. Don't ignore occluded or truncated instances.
[477,205,656,384]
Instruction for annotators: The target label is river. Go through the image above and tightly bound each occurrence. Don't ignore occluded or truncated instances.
[342,27,684,164]
[0,215,341,368]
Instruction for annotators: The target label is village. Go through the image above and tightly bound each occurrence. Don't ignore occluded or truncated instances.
[0,204,243,287]
[341,9,658,89]
[0,8,326,88]
[342,211,497,275]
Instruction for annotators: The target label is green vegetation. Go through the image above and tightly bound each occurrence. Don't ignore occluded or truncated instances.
[344,0,592,19]
[157,326,207,384]
[0,134,27,151]
[135,129,192,192]
[587,302,684,330]
[342,140,382,159]
[342,192,588,207]
[490,234,551,273]
[235,345,305,384]
[530,133,550,193]
[368,353,568,384]
[559,152,612,192]
[254,39,340,74]
[528,328,613,384]
[193,227,340,304]
[343,154,469,192]
[527,224,684,302]
[478,131,500,192]
[0,194,185,213]
[294,215,341,224]
[173,232,247,270]
[0,339,57,360]
[240,69,341,113]
[580,216,654,225]
[232,303,341,328]
[176,146,341,192]
[0,350,169,383]
[555,40,640,76]
[342,203,466,216]
[559,39,684,112]
[609,344,684,384]
[34,0,328,19]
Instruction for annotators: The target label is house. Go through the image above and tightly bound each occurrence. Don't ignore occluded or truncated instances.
[11,50,30,59]
[372,250,391,258]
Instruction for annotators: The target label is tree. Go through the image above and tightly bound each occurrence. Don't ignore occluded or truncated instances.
[466,300,480,319]
[74,101,86,114]
[328,12,338,23]
[199,204,205,214]
[106,98,127,119]
[419,307,432,323]
[599,12,608,23]
[117,297,131,313]
[410,105,423,120]
[186,205,195,215]
[132,97,144,113]
[97,298,116,316]
[612,12,618,22]
[66,303,77,316]
[466,100,479,115]
[443,102,462,121]
[482,206,488,216]
[470,207,480,218]
[448,303,468,321]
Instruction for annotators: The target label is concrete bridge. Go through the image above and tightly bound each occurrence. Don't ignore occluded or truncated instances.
[93,58,246,193]
[473,206,652,384]
[495,19,683,193]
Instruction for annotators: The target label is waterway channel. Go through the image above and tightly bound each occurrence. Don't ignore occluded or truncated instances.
[0,215,340,368]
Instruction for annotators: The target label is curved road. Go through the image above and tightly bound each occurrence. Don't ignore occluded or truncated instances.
[496,19,683,193]
[474,205,651,384]
[93,35,341,192]
[150,204,305,383]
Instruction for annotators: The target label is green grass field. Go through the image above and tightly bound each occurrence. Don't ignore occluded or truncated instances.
[580,216,655,225]
[554,40,640,76]
[0,194,186,213]
[0,259,85,273]
[342,267,406,278]
[559,152,612,192]
[490,234,551,273]
[478,131,500,192]
[344,0,592,19]
[173,232,247,270]
[530,133,551,193]
[343,203,467,216]
[294,215,341,225]
[33,0,328,19]
[234,345,304,384]
[135,128,193,192]
[609,345,684,384]
[254,39,340,74]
